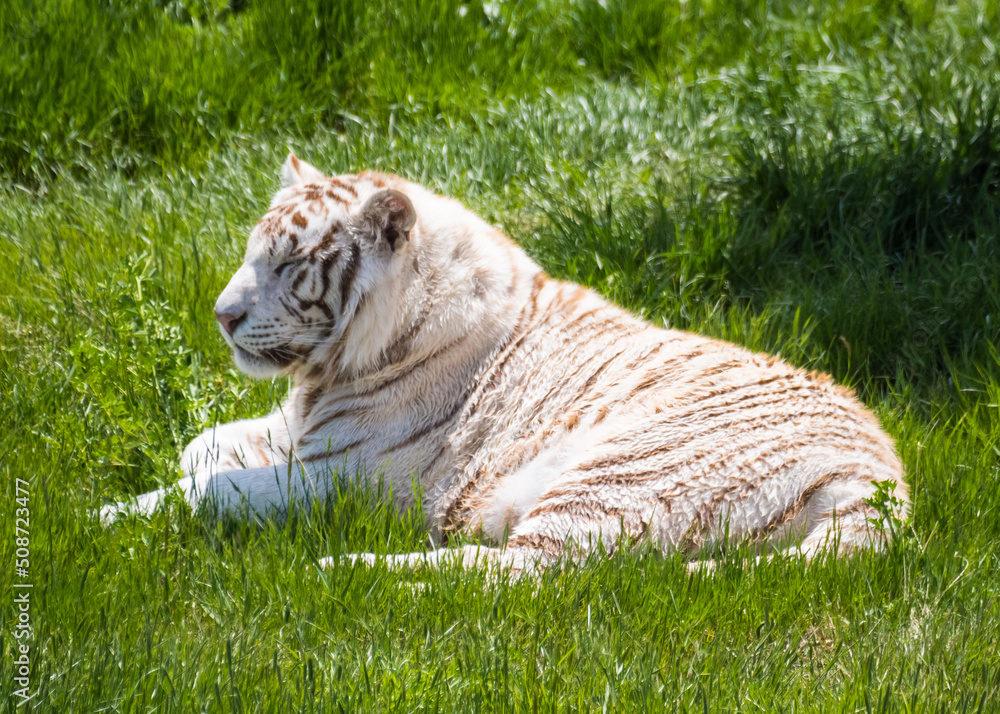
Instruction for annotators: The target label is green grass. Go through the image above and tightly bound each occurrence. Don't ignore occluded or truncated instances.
[3,0,1000,710]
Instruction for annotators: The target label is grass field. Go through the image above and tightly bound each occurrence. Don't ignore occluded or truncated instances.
[2,0,1000,710]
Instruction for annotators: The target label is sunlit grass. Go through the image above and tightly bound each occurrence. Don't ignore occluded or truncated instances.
[2,0,1000,710]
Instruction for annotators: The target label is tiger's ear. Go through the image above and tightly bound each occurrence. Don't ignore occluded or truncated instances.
[354,188,416,251]
[280,153,326,188]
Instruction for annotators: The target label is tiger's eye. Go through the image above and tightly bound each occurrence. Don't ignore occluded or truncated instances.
[274,261,293,276]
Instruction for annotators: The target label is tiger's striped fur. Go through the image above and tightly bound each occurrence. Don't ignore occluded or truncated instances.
[105,154,908,572]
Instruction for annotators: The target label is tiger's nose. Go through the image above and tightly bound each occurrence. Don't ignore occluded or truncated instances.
[215,310,246,336]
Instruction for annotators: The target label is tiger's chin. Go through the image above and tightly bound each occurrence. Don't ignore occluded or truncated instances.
[232,345,296,379]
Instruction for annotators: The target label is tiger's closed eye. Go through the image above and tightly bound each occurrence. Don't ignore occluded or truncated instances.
[274,261,295,276]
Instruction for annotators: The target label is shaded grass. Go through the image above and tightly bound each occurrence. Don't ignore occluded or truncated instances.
[2,0,1000,710]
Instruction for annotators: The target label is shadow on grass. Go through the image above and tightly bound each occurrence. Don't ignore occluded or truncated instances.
[531,93,1000,398]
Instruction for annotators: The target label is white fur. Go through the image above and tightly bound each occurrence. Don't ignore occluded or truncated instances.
[103,156,908,577]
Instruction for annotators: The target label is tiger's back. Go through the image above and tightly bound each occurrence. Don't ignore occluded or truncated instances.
[416,271,904,558]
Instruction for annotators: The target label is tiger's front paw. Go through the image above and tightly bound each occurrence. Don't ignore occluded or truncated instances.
[99,502,129,525]
[99,489,168,525]
[179,429,242,479]
[317,552,379,569]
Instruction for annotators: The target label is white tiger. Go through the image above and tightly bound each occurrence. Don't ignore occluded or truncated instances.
[103,154,908,573]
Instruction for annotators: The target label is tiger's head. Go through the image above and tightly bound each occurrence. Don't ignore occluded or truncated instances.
[214,154,418,380]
